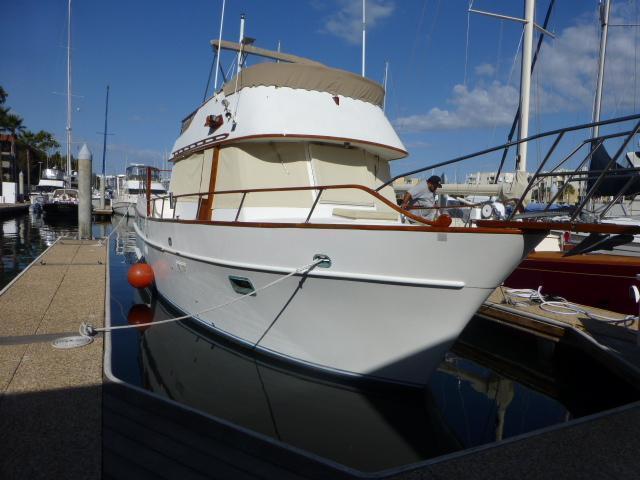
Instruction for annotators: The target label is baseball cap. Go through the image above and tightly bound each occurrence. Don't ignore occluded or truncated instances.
[427,175,442,187]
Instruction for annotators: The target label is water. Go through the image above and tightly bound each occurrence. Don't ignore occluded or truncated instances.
[0,212,78,290]
[2,213,638,473]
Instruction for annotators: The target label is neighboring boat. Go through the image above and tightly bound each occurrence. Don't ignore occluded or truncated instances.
[30,168,66,206]
[42,188,79,219]
[113,165,166,216]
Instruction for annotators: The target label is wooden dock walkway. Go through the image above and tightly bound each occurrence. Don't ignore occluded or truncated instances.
[0,238,106,479]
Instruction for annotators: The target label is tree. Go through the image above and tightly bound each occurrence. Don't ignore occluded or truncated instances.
[19,130,61,186]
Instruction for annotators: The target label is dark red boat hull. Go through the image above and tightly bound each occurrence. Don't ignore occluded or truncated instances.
[504,252,640,315]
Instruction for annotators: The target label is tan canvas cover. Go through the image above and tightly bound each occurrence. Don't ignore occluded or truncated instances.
[215,143,312,209]
[223,63,385,107]
[169,151,213,201]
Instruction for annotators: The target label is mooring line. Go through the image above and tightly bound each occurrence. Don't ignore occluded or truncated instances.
[80,258,324,337]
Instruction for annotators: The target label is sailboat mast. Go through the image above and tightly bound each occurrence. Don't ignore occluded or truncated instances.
[593,0,611,139]
[66,0,72,177]
[383,60,389,112]
[100,85,110,210]
[517,0,535,172]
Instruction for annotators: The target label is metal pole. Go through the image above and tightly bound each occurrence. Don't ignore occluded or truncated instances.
[66,0,72,178]
[362,0,366,77]
[100,85,109,210]
[237,14,246,74]
[78,143,92,239]
[593,0,611,139]
[517,0,535,172]
[213,0,226,90]
[383,60,389,112]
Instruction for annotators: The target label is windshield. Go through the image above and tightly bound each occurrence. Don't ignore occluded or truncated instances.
[126,166,161,182]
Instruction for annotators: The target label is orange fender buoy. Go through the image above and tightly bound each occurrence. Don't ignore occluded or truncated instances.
[128,263,155,289]
[434,214,452,227]
[127,304,154,332]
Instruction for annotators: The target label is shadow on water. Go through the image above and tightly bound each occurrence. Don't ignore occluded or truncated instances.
[106,217,640,473]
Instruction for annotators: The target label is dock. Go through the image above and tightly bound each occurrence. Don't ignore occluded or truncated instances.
[93,207,113,219]
[0,203,30,217]
[0,238,106,479]
[1,238,640,478]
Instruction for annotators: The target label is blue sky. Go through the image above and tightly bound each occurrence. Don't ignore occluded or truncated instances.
[2,1,639,179]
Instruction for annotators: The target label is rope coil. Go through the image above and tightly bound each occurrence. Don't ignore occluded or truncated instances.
[502,286,637,326]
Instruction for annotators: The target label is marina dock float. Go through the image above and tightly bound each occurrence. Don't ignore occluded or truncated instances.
[93,207,113,219]
[0,203,30,217]
[2,238,640,478]
[479,288,640,383]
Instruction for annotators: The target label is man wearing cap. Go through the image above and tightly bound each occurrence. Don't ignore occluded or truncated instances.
[401,175,442,221]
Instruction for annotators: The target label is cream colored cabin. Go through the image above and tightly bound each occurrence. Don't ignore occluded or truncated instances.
[167,141,399,223]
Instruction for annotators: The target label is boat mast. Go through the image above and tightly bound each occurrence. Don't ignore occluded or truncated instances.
[592,0,611,139]
[100,85,110,210]
[516,0,535,173]
[362,0,366,77]
[213,0,226,91]
[66,0,72,177]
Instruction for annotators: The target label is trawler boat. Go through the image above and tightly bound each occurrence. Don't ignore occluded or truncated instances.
[133,35,640,386]
[113,165,166,216]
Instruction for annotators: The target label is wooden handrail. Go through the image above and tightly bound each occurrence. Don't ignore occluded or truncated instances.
[151,183,452,227]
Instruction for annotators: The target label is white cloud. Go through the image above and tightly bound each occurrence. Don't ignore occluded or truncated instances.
[395,82,519,131]
[322,0,395,45]
[475,63,495,77]
[395,3,640,132]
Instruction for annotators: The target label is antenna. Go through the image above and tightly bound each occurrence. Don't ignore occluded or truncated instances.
[361,0,366,77]
[593,0,611,139]
[237,14,246,74]
[213,0,226,91]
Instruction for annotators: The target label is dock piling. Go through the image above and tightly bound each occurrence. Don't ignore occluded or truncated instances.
[78,143,92,239]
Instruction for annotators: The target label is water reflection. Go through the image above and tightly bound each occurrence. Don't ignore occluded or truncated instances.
[0,211,79,289]
[107,218,639,473]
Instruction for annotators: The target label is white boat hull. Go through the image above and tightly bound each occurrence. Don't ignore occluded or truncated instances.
[112,201,134,216]
[134,215,542,386]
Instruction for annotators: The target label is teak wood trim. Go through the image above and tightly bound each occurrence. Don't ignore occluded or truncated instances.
[476,220,640,235]
[145,216,530,235]
[170,133,408,162]
[197,147,219,221]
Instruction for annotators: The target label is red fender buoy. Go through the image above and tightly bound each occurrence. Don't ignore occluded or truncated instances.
[128,263,155,289]
[127,304,154,332]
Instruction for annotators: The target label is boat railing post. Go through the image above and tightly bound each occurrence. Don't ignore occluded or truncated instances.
[235,192,247,221]
[571,119,640,221]
[146,166,152,217]
[508,131,565,220]
[306,188,323,223]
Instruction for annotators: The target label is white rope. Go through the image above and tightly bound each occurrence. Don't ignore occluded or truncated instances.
[80,258,324,336]
[94,210,129,247]
[502,286,637,326]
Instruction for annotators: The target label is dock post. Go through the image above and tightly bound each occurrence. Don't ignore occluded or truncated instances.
[78,143,92,239]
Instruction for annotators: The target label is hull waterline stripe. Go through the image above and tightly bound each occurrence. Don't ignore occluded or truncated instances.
[135,223,465,289]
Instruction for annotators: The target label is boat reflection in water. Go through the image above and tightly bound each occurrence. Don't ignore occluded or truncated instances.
[122,289,638,473]
[136,299,461,472]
